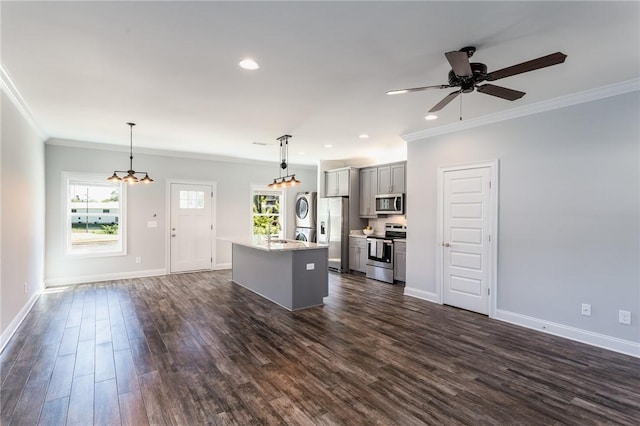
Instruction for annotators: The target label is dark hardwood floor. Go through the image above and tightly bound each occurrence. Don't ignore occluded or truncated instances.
[1,270,639,425]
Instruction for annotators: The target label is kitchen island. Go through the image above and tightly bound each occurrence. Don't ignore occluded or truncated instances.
[230,238,329,311]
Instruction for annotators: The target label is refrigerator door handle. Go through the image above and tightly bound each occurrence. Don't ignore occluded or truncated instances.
[326,209,331,244]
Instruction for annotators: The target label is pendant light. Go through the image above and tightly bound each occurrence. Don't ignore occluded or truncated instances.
[107,122,153,184]
[268,134,300,188]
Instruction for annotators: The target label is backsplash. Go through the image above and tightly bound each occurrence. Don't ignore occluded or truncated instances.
[367,215,407,234]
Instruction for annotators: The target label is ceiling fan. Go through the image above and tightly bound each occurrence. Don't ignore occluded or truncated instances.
[387,46,567,113]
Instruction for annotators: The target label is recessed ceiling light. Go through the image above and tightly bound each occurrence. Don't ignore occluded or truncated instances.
[324,144,333,148]
[386,90,408,95]
[425,114,438,121]
[359,134,369,139]
[239,58,259,70]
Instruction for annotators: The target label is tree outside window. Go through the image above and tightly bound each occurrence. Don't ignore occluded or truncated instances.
[252,191,284,238]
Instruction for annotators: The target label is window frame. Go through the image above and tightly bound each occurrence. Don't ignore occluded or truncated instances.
[250,185,286,240]
[62,171,128,258]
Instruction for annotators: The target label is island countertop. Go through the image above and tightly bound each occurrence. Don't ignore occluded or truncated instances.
[219,237,326,252]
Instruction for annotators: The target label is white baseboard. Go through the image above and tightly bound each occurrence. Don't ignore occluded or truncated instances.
[495,309,640,358]
[0,291,40,353]
[44,268,167,287]
[403,286,439,304]
[214,263,231,270]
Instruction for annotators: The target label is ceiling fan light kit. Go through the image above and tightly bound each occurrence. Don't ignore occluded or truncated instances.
[387,46,567,116]
[107,122,154,185]
[267,134,301,189]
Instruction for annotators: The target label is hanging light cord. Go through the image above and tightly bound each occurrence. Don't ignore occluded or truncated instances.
[128,122,135,172]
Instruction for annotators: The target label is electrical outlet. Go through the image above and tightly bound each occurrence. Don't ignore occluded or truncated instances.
[581,303,591,316]
[135,257,141,264]
[306,263,315,270]
[619,310,631,325]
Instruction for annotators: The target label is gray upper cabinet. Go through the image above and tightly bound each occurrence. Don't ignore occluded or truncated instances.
[325,168,350,197]
[359,167,378,217]
[377,163,405,194]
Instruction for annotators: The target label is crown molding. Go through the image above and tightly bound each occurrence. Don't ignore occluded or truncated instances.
[402,79,640,143]
[45,138,318,170]
[0,64,47,140]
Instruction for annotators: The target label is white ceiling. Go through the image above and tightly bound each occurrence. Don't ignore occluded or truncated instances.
[2,1,639,166]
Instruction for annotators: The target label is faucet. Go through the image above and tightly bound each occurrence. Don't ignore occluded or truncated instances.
[267,219,279,244]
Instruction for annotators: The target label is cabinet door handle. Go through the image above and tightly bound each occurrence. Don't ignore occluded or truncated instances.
[443,242,450,247]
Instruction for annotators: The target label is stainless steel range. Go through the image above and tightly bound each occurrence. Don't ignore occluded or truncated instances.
[366,223,407,284]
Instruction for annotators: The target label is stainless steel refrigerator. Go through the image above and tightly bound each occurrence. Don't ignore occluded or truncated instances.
[317,197,350,272]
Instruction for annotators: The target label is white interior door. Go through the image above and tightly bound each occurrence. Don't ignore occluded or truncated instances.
[170,183,213,273]
[442,166,492,315]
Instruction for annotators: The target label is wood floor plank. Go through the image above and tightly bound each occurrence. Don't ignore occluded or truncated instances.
[2,270,639,425]
[73,339,95,378]
[94,342,115,382]
[44,354,75,401]
[94,378,120,425]
[8,381,48,425]
[119,389,150,426]
[57,326,80,356]
[114,349,139,395]
[26,344,59,385]
[38,396,69,426]
[66,373,94,426]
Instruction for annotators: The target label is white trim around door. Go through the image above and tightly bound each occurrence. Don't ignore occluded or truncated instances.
[436,160,498,317]
[165,179,217,273]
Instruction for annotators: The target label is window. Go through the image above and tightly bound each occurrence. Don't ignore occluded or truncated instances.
[251,187,285,239]
[64,172,126,256]
[179,190,205,209]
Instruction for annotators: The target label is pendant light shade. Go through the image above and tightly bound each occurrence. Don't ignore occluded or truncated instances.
[268,134,300,189]
[107,122,153,185]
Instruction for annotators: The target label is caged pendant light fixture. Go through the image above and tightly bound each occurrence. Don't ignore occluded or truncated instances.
[107,122,153,184]
[267,134,301,188]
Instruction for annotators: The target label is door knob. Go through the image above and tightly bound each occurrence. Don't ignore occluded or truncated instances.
[443,242,450,247]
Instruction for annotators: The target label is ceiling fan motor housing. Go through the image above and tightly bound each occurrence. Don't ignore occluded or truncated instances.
[448,62,488,92]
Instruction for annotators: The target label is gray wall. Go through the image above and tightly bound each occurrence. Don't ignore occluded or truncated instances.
[406,91,639,342]
[1,92,45,337]
[45,143,317,284]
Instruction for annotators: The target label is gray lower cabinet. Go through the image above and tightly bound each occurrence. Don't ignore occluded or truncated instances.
[394,241,406,282]
[349,237,367,273]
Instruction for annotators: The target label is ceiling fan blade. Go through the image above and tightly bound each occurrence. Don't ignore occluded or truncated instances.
[386,84,449,95]
[428,90,461,113]
[476,84,525,101]
[486,52,567,81]
[445,51,472,77]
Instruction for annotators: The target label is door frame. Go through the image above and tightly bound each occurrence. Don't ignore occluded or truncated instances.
[436,160,499,318]
[165,179,217,273]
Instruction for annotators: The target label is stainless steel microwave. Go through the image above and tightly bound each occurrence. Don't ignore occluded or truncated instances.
[375,193,404,215]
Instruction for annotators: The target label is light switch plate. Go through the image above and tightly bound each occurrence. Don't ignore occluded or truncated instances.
[147,221,158,228]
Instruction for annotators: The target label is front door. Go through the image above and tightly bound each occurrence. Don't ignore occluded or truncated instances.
[170,183,213,273]
[442,166,493,315]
